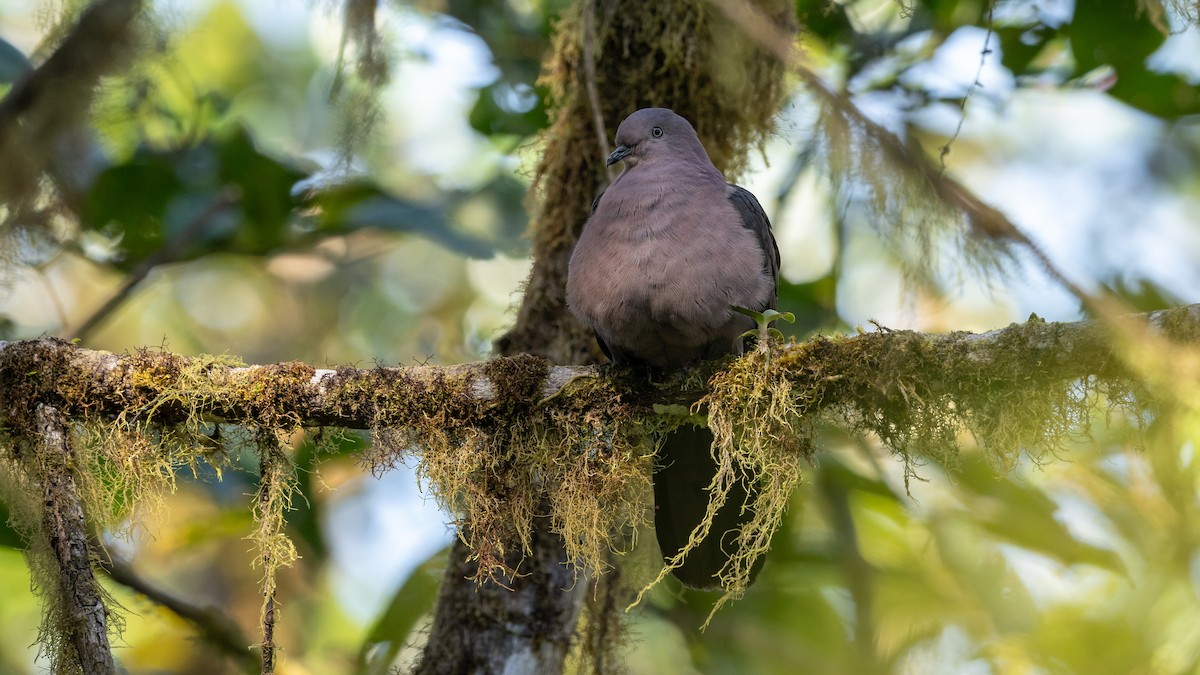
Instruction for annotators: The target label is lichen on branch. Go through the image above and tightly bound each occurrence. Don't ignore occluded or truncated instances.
[0,303,1197,665]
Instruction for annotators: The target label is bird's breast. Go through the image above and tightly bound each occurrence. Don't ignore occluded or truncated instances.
[566,178,773,367]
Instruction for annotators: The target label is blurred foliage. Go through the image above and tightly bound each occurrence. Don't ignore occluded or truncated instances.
[84,125,308,266]
[0,0,1198,672]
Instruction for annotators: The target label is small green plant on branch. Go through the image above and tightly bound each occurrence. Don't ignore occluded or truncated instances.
[732,305,796,363]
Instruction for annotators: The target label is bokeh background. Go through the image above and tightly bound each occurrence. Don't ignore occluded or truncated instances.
[2,0,1200,672]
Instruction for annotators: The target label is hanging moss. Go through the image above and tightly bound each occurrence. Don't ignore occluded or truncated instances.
[496,0,794,361]
[1,305,1184,665]
[327,357,661,583]
[636,316,1147,614]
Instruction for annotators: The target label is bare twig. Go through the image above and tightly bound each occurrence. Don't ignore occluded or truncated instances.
[705,0,1111,314]
[33,404,116,675]
[32,264,71,331]
[582,0,615,183]
[64,187,241,341]
[95,552,257,671]
[940,1,996,168]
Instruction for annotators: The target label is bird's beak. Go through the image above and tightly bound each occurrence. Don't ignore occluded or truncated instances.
[606,145,632,166]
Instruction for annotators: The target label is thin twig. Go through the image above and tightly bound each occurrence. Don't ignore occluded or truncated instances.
[64,187,241,341]
[581,0,615,183]
[32,263,71,331]
[705,0,1111,315]
[940,1,996,168]
[95,551,258,671]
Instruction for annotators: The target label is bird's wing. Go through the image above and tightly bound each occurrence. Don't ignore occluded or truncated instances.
[590,190,604,215]
[727,184,780,309]
[580,187,615,361]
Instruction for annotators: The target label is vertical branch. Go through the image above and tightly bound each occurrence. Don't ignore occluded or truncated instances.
[252,434,298,675]
[34,403,116,675]
[415,505,586,674]
[581,0,614,183]
[259,456,277,675]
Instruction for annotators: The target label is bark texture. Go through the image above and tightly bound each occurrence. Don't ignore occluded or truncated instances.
[415,512,586,675]
[34,404,116,675]
[0,303,1197,430]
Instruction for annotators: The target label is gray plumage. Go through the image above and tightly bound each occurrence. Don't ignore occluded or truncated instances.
[566,108,779,589]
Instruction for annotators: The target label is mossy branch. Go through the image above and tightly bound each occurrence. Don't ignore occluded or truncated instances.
[28,404,116,675]
[1,306,1194,431]
[1,303,1198,664]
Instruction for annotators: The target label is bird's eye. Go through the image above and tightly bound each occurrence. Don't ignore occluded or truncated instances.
[651,126,664,138]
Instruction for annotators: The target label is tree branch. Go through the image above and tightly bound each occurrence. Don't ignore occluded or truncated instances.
[3,304,1197,668]
[31,404,115,675]
[0,0,143,211]
[95,553,258,672]
[706,0,1110,311]
[1,305,1197,431]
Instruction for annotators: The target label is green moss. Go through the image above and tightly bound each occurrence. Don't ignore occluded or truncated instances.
[616,318,1153,616]
[0,299,1173,663]
[250,434,299,648]
[482,353,551,408]
[637,345,811,615]
[233,361,317,427]
[319,357,657,584]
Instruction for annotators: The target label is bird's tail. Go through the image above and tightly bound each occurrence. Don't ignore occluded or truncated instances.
[652,424,764,590]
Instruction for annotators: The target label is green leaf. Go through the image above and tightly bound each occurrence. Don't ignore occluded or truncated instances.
[84,155,185,265]
[469,80,548,137]
[215,126,307,252]
[83,125,313,267]
[762,309,796,324]
[1066,0,1200,117]
[996,26,1058,77]
[730,305,766,322]
[356,549,445,674]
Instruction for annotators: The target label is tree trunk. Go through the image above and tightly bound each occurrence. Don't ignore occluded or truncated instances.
[417,0,795,670]
[35,404,116,675]
[415,514,586,674]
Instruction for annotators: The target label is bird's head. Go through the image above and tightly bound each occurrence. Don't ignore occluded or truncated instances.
[607,107,705,169]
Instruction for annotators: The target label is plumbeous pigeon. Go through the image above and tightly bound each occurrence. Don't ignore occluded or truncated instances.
[566,107,780,589]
